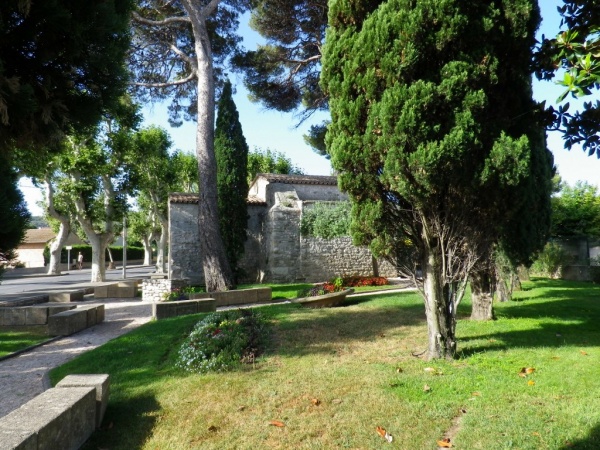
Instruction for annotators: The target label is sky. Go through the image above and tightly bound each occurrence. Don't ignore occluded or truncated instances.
[19,0,600,216]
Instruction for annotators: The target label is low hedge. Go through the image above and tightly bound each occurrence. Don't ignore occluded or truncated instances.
[44,244,146,265]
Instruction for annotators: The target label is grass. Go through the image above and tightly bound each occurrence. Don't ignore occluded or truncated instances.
[241,281,406,300]
[0,327,50,358]
[50,278,600,449]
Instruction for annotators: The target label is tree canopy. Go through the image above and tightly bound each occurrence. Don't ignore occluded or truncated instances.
[0,0,134,155]
[323,0,550,358]
[551,181,600,239]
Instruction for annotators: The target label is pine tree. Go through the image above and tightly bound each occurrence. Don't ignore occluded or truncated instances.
[323,0,552,358]
[215,80,249,283]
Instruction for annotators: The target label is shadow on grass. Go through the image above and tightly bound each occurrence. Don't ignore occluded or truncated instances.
[270,292,427,357]
[83,394,160,449]
[459,285,600,356]
[560,423,600,450]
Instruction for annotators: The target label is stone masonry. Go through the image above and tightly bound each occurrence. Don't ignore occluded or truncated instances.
[169,174,397,284]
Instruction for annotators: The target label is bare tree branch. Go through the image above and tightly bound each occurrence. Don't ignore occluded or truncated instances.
[132,72,196,88]
[132,11,191,27]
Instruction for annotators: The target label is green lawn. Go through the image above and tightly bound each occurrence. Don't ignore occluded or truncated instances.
[50,279,600,449]
[0,328,50,358]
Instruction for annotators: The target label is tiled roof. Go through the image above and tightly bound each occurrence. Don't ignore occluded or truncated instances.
[256,173,338,186]
[24,228,55,244]
[169,193,267,205]
[169,193,199,204]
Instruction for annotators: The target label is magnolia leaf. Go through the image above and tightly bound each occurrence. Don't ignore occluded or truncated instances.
[423,384,431,392]
[526,367,536,374]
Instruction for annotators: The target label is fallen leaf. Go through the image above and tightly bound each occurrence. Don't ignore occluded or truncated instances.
[311,398,321,406]
[423,384,431,392]
[552,356,560,360]
[396,367,404,373]
[471,392,481,397]
[379,333,386,338]
[437,437,453,448]
[331,399,342,404]
[376,426,393,443]
[533,432,541,437]
[528,380,535,386]
[460,408,467,414]
[424,367,436,373]
[580,350,588,356]
[526,367,536,374]
[238,405,247,412]
[208,425,218,432]
[269,420,285,427]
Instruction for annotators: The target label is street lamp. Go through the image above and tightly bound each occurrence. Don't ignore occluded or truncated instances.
[65,246,72,273]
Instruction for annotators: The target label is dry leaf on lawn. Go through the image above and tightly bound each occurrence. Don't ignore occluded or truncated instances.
[580,350,588,356]
[376,426,393,443]
[526,367,536,374]
[311,398,321,406]
[269,420,285,427]
[423,384,431,392]
[528,380,535,386]
[437,437,453,448]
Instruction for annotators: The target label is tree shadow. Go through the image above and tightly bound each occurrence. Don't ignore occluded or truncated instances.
[560,423,600,449]
[459,295,600,357]
[269,292,427,358]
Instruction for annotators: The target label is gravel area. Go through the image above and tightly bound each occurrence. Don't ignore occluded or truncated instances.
[0,299,152,419]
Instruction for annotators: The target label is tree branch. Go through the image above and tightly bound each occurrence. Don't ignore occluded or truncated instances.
[132,11,191,27]
[132,71,196,88]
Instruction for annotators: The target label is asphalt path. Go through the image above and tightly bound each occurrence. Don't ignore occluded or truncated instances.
[0,266,156,304]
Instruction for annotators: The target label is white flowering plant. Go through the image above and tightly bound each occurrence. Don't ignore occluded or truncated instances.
[176,309,269,373]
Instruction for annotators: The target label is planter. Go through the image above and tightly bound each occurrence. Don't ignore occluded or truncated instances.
[292,288,354,308]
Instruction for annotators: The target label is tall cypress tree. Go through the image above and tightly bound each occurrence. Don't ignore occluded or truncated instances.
[215,80,249,282]
[323,0,552,359]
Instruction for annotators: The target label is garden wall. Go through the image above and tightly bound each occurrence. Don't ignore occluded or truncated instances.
[169,174,397,284]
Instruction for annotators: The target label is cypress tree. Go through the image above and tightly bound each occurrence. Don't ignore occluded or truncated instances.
[215,80,249,282]
[323,0,552,358]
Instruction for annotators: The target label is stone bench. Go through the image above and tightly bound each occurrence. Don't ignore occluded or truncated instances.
[189,287,272,307]
[94,280,140,299]
[48,305,105,336]
[0,305,75,327]
[0,374,110,450]
[49,290,85,303]
[152,298,216,320]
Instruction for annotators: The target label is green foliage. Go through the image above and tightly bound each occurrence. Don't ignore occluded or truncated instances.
[215,80,249,280]
[530,241,571,278]
[176,309,269,373]
[300,201,351,239]
[247,148,304,185]
[534,0,600,155]
[551,181,600,239]
[171,151,199,193]
[0,155,30,270]
[0,0,134,155]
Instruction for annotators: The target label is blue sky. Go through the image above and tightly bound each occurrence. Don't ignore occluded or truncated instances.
[20,1,600,215]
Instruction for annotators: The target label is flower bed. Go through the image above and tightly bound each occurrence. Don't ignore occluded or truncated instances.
[292,288,354,308]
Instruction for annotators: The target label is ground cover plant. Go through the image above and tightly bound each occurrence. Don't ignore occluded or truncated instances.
[0,328,50,358]
[50,279,600,449]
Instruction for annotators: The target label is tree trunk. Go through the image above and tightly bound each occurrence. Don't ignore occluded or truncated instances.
[142,233,153,266]
[88,234,109,282]
[156,223,168,273]
[371,255,379,277]
[47,221,71,275]
[422,244,456,360]
[470,269,495,320]
[185,2,234,292]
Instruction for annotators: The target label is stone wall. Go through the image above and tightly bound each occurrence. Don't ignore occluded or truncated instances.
[169,201,203,284]
[142,278,187,302]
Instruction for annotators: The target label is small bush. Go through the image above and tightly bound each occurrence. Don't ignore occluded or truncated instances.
[342,276,389,287]
[530,242,570,278]
[297,276,389,297]
[300,201,351,239]
[176,309,269,373]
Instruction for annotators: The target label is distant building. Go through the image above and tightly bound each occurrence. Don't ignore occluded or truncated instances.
[15,228,85,268]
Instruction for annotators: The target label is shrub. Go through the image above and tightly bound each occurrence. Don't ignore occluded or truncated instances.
[177,309,269,373]
[591,256,600,284]
[297,276,389,297]
[300,201,351,239]
[342,276,389,287]
[530,242,570,278]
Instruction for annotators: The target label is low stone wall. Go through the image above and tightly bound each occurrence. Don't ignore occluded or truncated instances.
[0,305,75,327]
[190,287,272,307]
[562,265,591,281]
[0,374,110,450]
[48,305,105,337]
[95,280,140,299]
[142,278,187,302]
[152,299,217,320]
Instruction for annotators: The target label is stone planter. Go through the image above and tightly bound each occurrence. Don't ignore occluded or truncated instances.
[292,288,354,308]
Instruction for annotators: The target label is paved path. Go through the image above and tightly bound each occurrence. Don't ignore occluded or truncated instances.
[0,298,152,419]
